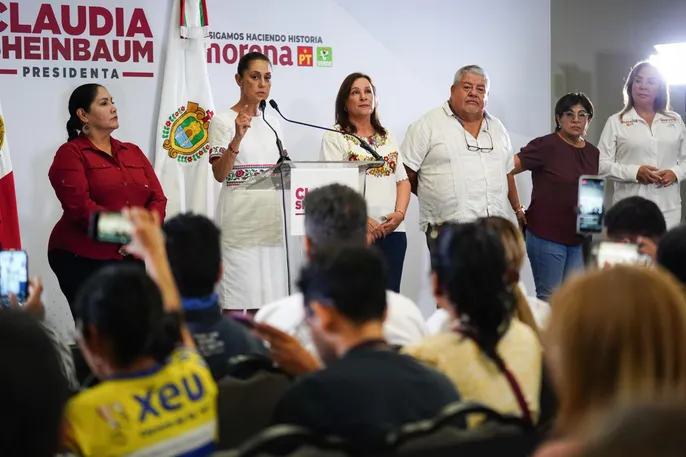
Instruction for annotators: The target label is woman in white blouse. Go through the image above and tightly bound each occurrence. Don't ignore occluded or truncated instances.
[320,73,411,292]
[599,61,686,228]
[208,52,288,312]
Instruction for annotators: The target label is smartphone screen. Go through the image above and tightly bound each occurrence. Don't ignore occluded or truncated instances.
[577,176,606,234]
[229,312,257,329]
[90,212,132,244]
[592,242,651,268]
[0,250,28,306]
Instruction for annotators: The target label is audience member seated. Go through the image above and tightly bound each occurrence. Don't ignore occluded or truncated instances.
[256,184,427,354]
[7,277,78,392]
[426,217,550,335]
[604,196,667,244]
[404,223,542,426]
[271,245,461,441]
[479,217,548,334]
[580,403,686,457]
[535,266,686,457]
[0,309,70,457]
[654,225,686,286]
[62,208,217,457]
[164,213,270,380]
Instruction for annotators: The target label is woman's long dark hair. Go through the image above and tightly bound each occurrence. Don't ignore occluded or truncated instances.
[334,72,386,137]
[430,223,516,365]
[66,83,102,141]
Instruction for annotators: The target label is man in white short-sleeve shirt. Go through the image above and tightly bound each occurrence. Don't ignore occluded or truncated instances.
[402,65,525,233]
[255,184,427,353]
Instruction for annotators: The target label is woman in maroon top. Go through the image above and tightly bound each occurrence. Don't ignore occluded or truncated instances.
[48,84,167,316]
[512,93,599,301]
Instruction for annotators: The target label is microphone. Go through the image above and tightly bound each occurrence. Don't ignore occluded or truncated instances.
[259,100,290,164]
[268,99,384,161]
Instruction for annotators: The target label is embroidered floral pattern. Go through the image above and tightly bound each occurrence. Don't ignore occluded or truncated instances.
[210,146,226,157]
[335,127,396,178]
[340,130,389,150]
[346,150,399,178]
[225,164,273,186]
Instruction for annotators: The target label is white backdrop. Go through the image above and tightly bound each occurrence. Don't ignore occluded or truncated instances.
[0,0,550,337]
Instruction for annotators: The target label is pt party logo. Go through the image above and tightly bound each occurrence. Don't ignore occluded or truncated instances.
[0,2,155,80]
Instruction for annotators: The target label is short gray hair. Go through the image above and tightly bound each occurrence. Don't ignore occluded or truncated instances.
[303,184,368,250]
[453,65,490,88]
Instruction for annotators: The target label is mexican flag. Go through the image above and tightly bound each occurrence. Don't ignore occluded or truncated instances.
[154,0,218,219]
[0,99,21,250]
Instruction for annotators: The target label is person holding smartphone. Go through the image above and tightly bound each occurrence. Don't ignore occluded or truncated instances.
[0,250,28,307]
[48,84,167,316]
[319,72,411,293]
[511,93,600,301]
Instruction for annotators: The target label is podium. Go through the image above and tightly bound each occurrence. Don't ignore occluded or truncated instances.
[233,160,384,294]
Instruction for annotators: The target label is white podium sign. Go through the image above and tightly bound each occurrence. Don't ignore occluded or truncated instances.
[290,167,360,236]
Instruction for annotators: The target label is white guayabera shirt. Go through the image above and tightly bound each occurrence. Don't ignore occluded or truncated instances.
[401,102,516,231]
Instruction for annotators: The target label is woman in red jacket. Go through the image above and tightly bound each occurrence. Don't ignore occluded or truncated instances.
[48,84,166,316]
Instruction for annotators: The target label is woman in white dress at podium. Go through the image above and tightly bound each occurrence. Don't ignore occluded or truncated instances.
[320,72,411,292]
[209,52,288,312]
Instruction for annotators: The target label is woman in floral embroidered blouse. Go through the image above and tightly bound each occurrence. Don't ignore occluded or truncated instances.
[320,73,411,292]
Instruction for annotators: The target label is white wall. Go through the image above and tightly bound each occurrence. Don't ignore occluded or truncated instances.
[0,0,550,336]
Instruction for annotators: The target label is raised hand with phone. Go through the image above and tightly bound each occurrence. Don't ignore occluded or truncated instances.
[122,207,194,349]
[7,275,45,320]
[0,250,29,308]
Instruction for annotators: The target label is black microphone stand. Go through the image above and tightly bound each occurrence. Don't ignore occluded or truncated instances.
[259,100,290,165]
[268,99,384,162]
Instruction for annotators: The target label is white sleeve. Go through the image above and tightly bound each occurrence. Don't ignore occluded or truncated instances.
[669,116,686,182]
[501,124,515,173]
[384,295,429,346]
[425,308,451,335]
[388,132,408,182]
[395,150,409,182]
[208,114,234,161]
[400,117,431,172]
[319,130,348,161]
[598,116,640,182]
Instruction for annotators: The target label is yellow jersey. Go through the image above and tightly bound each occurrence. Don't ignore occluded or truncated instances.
[64,347,217,457]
